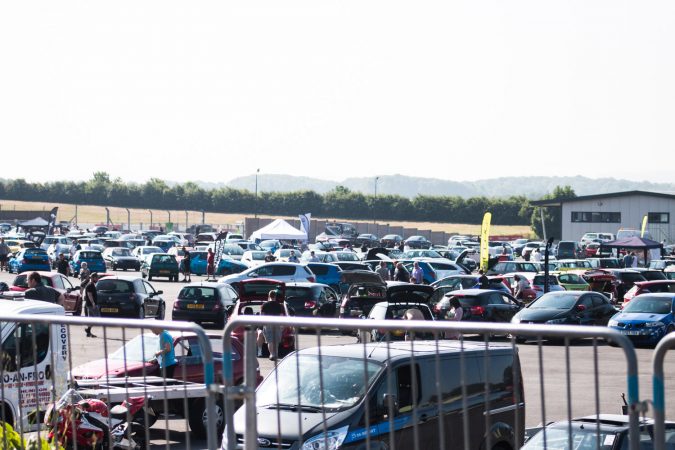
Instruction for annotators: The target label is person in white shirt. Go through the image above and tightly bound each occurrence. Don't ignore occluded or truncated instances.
[532,247,542,263]
[307,251,320,263]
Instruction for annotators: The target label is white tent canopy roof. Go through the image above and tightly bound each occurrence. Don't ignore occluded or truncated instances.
[249,219,307,241]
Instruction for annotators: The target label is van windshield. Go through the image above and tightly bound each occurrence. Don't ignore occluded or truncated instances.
[257,354,382,410]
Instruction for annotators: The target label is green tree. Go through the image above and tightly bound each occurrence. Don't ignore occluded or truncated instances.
[531,185,576,239]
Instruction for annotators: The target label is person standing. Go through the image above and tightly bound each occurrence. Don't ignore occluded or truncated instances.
[79,262,91,291]
[376,261,390,281]
[478,269,489,289]
[0,238,9,272]
[513,274,531,301]
[257,290,285,361]
[181,246,192,282]
[152,328,177,378]
[445,297,464,339]
[394,263,411,282]
[630,251,638,268]
[532,247,542,263]
[411,261,424,284]
[24,272,64,305]
[206,248,215,281]
[84,272,100,338]
[56,253,69,276]
[623,252,633,268]
[288,250,299,263]
[69,240,79,259]
[308,251,320,263]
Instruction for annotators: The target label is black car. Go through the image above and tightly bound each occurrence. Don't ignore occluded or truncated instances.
[379,234,403,248]
[95,276,166,319]
[284,282,340,318]
[511,291,617,329]
[354,234,379,248]
[404,235,432,249]
[171,282,239,328]
[633,268,667,281]
[436,289,522,322]
[334,262,372,272]
[607,269,648,301]
[523,415,675,450]
[102,247,141,271]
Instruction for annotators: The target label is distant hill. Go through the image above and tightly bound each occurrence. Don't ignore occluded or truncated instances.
[223,174,675,199]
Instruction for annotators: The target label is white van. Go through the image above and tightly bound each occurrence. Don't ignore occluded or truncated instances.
[0,299,68,431]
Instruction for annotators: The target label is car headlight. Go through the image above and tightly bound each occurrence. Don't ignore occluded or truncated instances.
[546,318,567,325]
[645,322,665,328]
[607,319,619,327]
[302,426,349,450]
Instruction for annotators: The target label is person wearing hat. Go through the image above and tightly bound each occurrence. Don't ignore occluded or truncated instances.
[84,272,100,338]
[257,289,285,361]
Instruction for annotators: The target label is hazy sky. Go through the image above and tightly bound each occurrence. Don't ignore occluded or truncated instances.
[1,1,673,184]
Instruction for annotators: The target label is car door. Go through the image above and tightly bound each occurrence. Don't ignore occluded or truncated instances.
[591,294,616,325]
[485,293,516,322]
[53,275,72,313]
[575,295,595,325]
[142,280,159,316]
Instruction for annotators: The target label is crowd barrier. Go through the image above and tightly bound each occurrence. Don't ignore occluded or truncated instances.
[653,333,675,450]
[222,316,646,450]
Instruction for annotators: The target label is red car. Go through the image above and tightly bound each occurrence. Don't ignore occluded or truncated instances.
[229,278,295,358]
[70,332,260,386]
[10,271,83,315]
[622,280,675,305]
[584,243,601,257]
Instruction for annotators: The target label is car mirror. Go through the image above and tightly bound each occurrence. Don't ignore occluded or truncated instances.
[156,290,163,295]
[382,393,399,415]
[576,304,586,312]
[249,273,258,278]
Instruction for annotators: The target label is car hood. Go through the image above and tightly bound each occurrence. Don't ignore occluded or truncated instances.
[71,358,150,379]
[517,308,571,321]
[612,312,670,323]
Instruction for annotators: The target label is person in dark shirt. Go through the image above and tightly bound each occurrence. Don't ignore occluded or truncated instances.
[478,269,489,289]
[84,272,100,338]
[56,253,69,276]
[257,290,285,361]
[394,263,410,282]
[24,272,64,305]
[181,247,192,282]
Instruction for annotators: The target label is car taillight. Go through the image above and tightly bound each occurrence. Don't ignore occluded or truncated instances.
[533,286,542,291]
[304,301,316,309]
[307,276,316,283]
[173,301,182,309]
[470,306,485,316]
[213,303,222,310]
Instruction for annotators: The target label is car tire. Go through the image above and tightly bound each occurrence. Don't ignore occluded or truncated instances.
[156,303,165,320]
[138,306,145,319]
[188,398,225,439]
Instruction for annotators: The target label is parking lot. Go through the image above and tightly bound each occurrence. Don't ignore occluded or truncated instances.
[2,265,674,449]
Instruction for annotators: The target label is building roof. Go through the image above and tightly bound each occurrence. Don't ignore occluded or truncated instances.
[531,190,675,207]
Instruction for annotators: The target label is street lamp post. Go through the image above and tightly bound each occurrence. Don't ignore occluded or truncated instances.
[254,169,260,219]
[148,210,153,229]
[373,176,380,224]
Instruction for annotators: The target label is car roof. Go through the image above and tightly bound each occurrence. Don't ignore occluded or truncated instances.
[182,282,229,288]
[632,293,675,299]
[0,299,65,316]
[98,276,142,282]
[285,282,330,289]
[297,341,514,363]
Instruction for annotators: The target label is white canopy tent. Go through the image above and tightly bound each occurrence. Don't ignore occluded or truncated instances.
[249,219,308,241]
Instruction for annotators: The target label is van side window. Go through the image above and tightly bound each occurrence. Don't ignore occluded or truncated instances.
[396,365,421,413]
[484,355,515,400]
[1,324,50,372]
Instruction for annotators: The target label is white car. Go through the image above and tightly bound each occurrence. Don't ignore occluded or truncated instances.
[218,262,316,284]
[416,258,465,279]
[301,250,338,263]
[131,246,165,261]
[225,233,244,242]
[273,249,300,262]
[580,232,615,247]
[334,251,361,262]
[241,250,267,268]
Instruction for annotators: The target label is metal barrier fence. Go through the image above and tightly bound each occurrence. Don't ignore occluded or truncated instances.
[0,312,220,450]
[222,316,644,450]
[652,333,675,450]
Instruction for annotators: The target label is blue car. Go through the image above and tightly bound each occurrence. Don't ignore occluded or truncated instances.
[8,248,51,273]
[306,263,343,292]
[69,250,106,276]
[189,251,248,276]
[608,293,675,346]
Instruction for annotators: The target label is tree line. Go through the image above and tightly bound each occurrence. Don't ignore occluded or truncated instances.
[0,173,575,234]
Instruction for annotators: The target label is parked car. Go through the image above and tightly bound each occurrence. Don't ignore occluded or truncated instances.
[649,259,675,271]
[487,261,539,276]
[434,289,522,322]
[522,415,674,450]
[333,251,361,262]
[402,249,443,259]
[102,247,141,271]
[354,233,379,248]
[404,235,432,249]
[334,261,372,272]
[95,276,166,319]
[305,263,342,293]
[218,244,245,261]
[587,257,621,269]
[172,282,239,328]
[379,234,403,248]
[218,263,316,285]
[632,268,667,281]
[141,253,180,281]
[364,301,435,341]
[284,282,340,318]
[241,250,268,268]
[8,248,51,273]
[521,241,544,261]
[68,250,106,276]
[608,293,675,346]
[556,241,584,259]
[417,258,465,279]
[338,277,388,320]
[131,245,165,262]
[553,271,590,291]
[517,272,566,299]
[10,271,83,315]
[511,291,617,330]
[188,251,248,276]
[607,269,649,301]
[622,280,675,304]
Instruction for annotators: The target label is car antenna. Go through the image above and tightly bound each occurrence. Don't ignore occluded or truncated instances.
[367,333,389,358]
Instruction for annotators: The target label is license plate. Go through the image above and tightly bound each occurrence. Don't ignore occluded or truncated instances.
[160,270,170,274]
[621,330,642,335]
[187,304,205,310]
[100,308,118,313]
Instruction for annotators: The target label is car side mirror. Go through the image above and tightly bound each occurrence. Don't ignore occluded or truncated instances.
[249,273,258,278]
[382,393,398,415]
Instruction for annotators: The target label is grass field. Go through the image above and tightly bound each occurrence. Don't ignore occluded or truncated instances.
[0,199,532,237]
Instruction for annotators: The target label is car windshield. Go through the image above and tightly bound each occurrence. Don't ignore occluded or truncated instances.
[533,275,558,285]
[79,252,101,259]
[250,252,266,260]
[241,283,283,297]
[256,354,382,410]
[285,287,317,300]
[623,296,673,314]
[153,255,175,264]
[530,294,579,309]
[619,272,648,283]
[109,334,160,363]
[112,248,131,256]
[143,247,163,254]
[178,287,217,300]
[522,425,620,450]
[223,245,244,256]
[336,252,359,261]
[96,280,134,294]
[517,263,538,271]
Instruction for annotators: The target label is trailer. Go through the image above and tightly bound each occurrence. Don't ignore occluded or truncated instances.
[74,376,224,438]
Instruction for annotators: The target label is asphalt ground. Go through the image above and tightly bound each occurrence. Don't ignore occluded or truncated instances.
[2,268,674,449]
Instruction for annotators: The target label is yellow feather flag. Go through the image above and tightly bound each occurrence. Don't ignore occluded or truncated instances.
[641,215,648,238]
[480,212,492,271]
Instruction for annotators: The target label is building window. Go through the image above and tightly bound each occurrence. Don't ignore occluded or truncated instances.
[648,212,670,224]
[571,211,621,223]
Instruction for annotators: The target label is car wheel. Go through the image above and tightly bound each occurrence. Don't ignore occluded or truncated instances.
[156,303,165,320]
[188,398,224,439]
[138,306,145,319]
